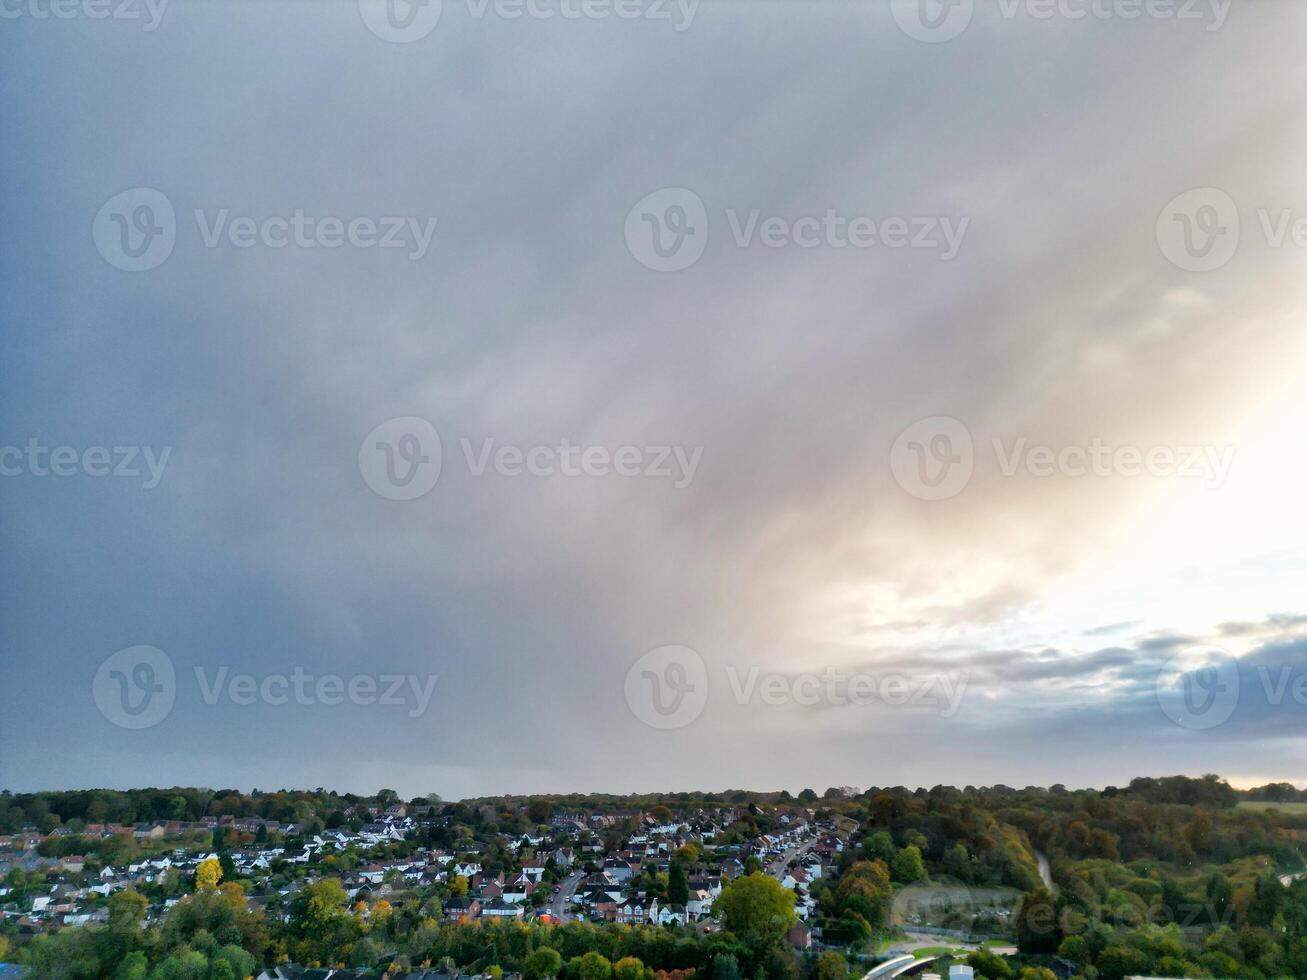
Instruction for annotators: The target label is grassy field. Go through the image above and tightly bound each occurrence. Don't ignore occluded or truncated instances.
[1237,800,1307,815]
[909,946,964,958]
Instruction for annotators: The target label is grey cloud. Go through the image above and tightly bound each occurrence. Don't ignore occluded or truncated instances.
[2,2,1306,795]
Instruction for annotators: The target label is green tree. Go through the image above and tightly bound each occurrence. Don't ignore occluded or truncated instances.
[675,843,700,866]
[350,937,380,968]
[115,951,149,980]
[711,953,740,980]
[525,947,564,980]
[832,860,892,929]
[815,951,848,980]
[763,948,799,980]
[827,912,871,948]
[891,845,926,884]
[942,843,972,881]
[864,832,895,865]
[1013,888,1059,954]
[716,872,796,948]
[152,950,211,980]
[109,889,149,932]
[213,944,256,980]
[573,951,613,980]
[1095,944,1150,980]
[1247,874,1286,927]
[613,956,645,980]
[288,878,357,963]
[966,949,1012,979]
[93,889,150,965]
[1206,870,1232,924]
[218,852,238,883]
[668,860,690,906]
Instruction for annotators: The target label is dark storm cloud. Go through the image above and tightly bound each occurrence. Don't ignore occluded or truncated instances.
[2,1,1306,796]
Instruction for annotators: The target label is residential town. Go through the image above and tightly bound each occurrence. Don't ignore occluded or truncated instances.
[0,798,847,941]
[3,778,1306,980]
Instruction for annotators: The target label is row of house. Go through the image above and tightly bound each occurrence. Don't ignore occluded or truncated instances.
[3,804,854,937]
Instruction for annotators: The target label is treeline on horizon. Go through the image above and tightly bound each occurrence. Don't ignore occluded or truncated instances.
[4,774,1305,834]
[5,773,1307,979]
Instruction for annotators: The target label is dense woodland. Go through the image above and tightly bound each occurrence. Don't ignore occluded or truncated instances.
[2,775,1305,980]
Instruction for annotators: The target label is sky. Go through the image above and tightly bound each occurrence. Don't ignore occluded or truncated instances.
[2,0,1306,800]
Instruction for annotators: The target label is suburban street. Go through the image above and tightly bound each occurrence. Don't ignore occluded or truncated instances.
[766,837,816,880]
[550,870,586,920]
